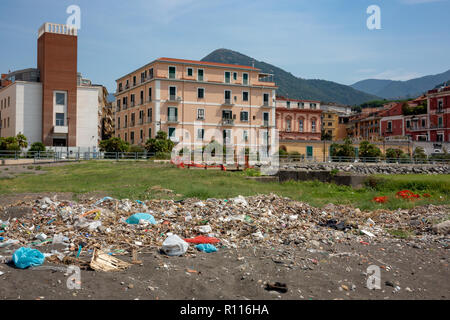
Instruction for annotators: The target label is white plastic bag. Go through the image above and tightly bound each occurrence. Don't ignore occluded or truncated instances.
[161,235,189,256]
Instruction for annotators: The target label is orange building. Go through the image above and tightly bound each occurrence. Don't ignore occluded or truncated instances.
[114,58,277,154]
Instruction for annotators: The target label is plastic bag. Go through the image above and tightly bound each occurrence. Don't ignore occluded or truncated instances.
[161,235,189,256]
[195,244,218,253]
[126,213,156,225]
[12,247,45,269]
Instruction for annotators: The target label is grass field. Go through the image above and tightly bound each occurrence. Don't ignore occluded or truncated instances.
[0,161,448,210]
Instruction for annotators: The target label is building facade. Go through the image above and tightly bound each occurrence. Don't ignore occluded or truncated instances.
[275,97,322,141]
[427,86,450,142]
[0,23,100,150]
[114,58,277,154]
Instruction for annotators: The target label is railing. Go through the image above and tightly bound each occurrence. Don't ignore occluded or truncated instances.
[167,116,178,123]
[1,150,449,165]
[222,119,234,126]
[223,99,233,105]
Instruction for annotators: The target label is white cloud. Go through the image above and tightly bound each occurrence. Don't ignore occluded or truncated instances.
[400,0,446,4]
[370,69,423,81]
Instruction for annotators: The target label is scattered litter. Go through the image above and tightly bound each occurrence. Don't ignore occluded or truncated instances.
[126,213,157,225]
[265,282,288,293]
[184,236,220,244]
[161,235,189,256]
[13,247,45,269]
[361,230,375,238]
[90,249,131,272]
[195,244,218,253]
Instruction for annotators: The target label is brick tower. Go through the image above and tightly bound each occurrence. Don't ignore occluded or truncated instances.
[37,23,78,147]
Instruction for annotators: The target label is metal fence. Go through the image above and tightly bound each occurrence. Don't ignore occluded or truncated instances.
[1,150,449,165]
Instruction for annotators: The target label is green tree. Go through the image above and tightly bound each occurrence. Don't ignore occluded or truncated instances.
[330,138,355,161]
[145,130,174,154]
[16,133,28,149]
[99,137,130,153]
[413,147,427,162]
[359,141,382,161]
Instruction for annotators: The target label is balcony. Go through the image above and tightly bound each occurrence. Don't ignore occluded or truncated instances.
[123,104,128,110]
[221,119,235,126]
[138,119,144,125]
[53,126,68,134]
[261,121,272,127]
[167,116,179,124]
[130,122,135,128]
[222,99,234,106]
[437,108,444,114]
[130,102,135,108]
[146,117,152,123]
[167,96,181,103]
[261,102,272,108]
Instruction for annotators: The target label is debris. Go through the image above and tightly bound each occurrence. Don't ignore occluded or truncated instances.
[320,219,354,231]
[126,213,157,225]
[432,220,450,235]
[361,230,375,238]
[90,249,131,272]
[195,244,218,253]
[12,247,45,269]
[265,282,288,293]
[161,235,189,256]
[196,225,212,234]
[184,236,220,244]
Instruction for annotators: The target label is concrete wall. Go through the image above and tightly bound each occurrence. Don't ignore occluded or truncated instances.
[16,82,42,144]
[77,87,100,149]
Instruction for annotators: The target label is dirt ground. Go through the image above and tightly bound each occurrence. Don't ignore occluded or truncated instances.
[0,241,448,300]
[0,193,448,300]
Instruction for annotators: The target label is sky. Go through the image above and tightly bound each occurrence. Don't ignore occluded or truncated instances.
[0,0,449,92]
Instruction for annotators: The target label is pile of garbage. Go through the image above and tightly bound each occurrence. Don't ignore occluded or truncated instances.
[0,195,448,271]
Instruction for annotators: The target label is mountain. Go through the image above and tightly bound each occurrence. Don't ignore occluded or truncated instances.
[201,49,380,106]
[351,70,450,100]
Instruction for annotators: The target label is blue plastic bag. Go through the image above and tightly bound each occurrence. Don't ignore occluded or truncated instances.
[126,213,156,225]
[195,244,218,253]
[13,247,45,269]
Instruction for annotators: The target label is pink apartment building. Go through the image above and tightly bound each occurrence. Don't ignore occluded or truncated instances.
[275,97,322,140]
[114,58,278,155]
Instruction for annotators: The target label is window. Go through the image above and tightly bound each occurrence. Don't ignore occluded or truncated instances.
[243,91,249,102]
[131,113,135,126]
[197,128,204,140]
[117,117,120,129]
[130,94,135,106]
[148,128,152,139]
[123,97,128,108]
[55,92,66,105]
[299,119,304,132]
[169,86,177,100]
[139,110,144,124]
[119,83,123,92]
[286,101,291,109]
[263,112,269,126]
[438,100,443,112]
[140,90,144,105]
[130,131,135,144]
[124,115,128,128]
[149,68,154,79]
[406,120,411,128]
[197,109,205,120]
[169,66,176,79]
[328,122,332,127]
[169,127,176,138]
[240,111,249,122]
[8,97,10,106]
[168,107,178,122]
[124,132,128,142]
[312,120,316,132]
[298,102,304,109]
[243,130,249,142]
[224,90,231,104]
[116,99,121,111]
[222,110,232,120]
[311,103,316,110]
[198,88,205,99]
[198,69,204,81]
[286,119,291,132]
[263,93,269,106]
[133,76,136,86]
[225,72,231,84]
[223,129,231,145]
[147,108,152,123]
[148,87,152,101]
[387,121,392,132]
[421,119,426,128]
[187,68,193,77]
[233,72,237,81]
[243,73,249,85]
[438,117,443,128]
[55,113,65,126]
[7,117,10,128]
[140,129,143,141]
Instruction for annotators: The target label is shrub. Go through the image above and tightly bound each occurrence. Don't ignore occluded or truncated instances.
[413,147,427,162]
[99,137,130,153]
[129,145,145,153]
[330,138,355,161]
[359,141,381,162]
[145,131,174,154]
